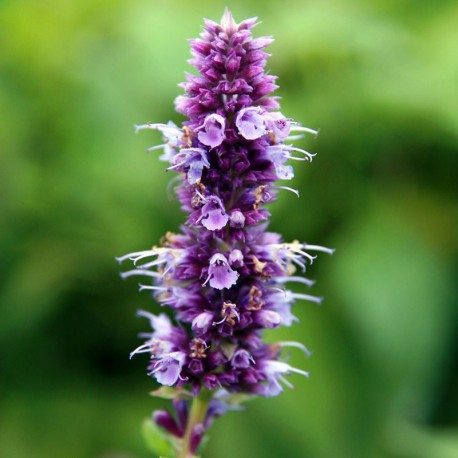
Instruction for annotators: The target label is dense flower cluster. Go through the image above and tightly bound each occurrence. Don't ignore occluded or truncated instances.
[118,10,332,454]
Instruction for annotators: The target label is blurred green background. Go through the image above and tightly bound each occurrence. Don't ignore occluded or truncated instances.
[1,0,457,457]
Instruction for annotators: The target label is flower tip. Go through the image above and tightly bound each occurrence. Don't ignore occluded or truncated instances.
[221,8,237,34]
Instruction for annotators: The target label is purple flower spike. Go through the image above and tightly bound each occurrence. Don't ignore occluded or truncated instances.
[119,9,333,456]
[204,253,239,290]
[236,107,267,140]
[198,113,226,148]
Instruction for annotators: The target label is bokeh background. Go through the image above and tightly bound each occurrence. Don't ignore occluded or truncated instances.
[1,0,457,457]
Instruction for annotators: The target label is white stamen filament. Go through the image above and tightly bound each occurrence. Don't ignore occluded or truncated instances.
[135,123,180,134]
[129,342,153,359]
[279,375,294,389]
[194,188,207,202]
[284,134,304,141]
[136,258,167,269]
[287,146,316,161]
[136,310,156,320]
[276,276,315,287]
[289,124,319,136]
[285,155,307,161]
[166,159,189,171]
[288,366,310,378]
[291,248,317,264]
[292,292,323,304]
[161,263,174,277]
[115,250,156,263]
[213,309,240,326]
[120,269,161,279]
[302,244,336,255]
[280,341,312,357]
[289,255,306,271]
[270,286,286,294]
[138,284,168,292]
[146,144,167,153]
[266,360,310,378]
[202,273,212,287]
[272,185,300,197]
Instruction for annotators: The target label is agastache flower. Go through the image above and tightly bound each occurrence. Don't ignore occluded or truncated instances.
[203,253,239,290]
[197,114,226,148]
[236,107,268,140]
[118,9,333,457]
[196,195,228,230]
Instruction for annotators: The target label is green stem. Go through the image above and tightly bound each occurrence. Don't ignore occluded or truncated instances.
[177,390,212,458]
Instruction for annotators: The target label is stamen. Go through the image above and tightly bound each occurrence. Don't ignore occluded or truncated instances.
[280,341,312,357]
[194,188,207,202]
[138,284,168,292]
[291,292,323,305]
[115,250,156,263]
[120,269,161,279]
[161,263,174,277]
[290,256,306,272]
[134,123,179,133]
[302,244,336,255]
[276,276,315,287]
[287,146,316,161]
[136,258,167,269]
[291,248,317,264]
[272,185,300,197]
[202,272,212,287]
[136,310,156,320]
[279,375,294,389]
[270,286,286,294]
[284,134,304,141]
[288,366,310,378]
[166,159,189,171]
[146,144,167,153]
[284,155,307,161]
[289,124,319,136]
[129,342,152,359]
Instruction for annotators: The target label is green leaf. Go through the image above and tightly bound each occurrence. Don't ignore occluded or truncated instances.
[142,418,175,458]
[149,386,193,400]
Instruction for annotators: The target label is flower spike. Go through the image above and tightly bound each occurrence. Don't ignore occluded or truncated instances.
[118,10,333,457]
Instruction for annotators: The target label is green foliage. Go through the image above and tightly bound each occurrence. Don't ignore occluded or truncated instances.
[1,0,457,457]
[142,418,175,458]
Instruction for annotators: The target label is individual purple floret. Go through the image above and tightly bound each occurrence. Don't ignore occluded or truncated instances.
[118,9,333,457]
